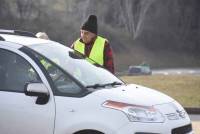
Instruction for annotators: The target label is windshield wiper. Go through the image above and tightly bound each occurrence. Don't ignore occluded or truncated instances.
[85,84,106,89]
[104,81,124,87]
[86,81,123,89]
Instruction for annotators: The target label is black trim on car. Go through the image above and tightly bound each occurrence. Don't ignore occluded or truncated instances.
[171,124,192,134]
[0,29,36,38]
[0,90,24,93]
[0,35,5,41]
[20,46,91,98]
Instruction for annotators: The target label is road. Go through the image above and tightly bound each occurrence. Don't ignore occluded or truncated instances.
[116,68,200,76]
[189,114,200,133]
[152,68,200,75]
[192,122,200,133]
[189,114,200,121]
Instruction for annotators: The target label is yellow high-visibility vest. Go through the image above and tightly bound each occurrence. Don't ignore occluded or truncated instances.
[40,59,51,70]
[74,36,106,66]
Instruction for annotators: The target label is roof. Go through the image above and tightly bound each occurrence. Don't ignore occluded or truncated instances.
[0,34,53,48]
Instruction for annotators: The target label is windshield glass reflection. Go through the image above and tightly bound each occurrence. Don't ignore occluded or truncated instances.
[29,42,123,87]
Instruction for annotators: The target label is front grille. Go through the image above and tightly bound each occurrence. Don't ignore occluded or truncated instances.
[172,124,192,134]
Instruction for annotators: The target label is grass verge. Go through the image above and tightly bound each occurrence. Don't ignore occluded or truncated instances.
[121,75,200,107]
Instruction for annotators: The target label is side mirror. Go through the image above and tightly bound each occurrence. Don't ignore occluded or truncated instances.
[25,83,50,105]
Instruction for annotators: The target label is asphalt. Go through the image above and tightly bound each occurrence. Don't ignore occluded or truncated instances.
[189,114,200,121]
[152,68,200,75]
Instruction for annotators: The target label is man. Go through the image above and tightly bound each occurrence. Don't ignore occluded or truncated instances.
[71,15,115,74]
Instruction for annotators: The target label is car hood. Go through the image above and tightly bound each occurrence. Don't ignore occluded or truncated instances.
[92,84,174,106]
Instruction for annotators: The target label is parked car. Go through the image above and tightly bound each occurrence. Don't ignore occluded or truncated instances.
[0,30,193,134]
[128,63,152,76]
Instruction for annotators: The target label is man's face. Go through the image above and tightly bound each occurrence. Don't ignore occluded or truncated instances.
[80,30,96,44]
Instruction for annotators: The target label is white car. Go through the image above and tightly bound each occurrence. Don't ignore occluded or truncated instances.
[0,30,193,134]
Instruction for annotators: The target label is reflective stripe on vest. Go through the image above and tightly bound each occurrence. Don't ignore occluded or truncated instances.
[74,36,106,66]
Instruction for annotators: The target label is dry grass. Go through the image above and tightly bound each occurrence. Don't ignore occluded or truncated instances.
[121,75,200,107]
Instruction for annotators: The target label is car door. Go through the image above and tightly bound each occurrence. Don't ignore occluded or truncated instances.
[0,48,55,134]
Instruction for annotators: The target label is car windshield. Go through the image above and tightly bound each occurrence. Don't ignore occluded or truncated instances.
[28,42,123,87]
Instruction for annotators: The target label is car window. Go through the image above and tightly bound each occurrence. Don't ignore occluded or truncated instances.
[0,49,41,92]
[33,53,82,95]
[28,43,122,87]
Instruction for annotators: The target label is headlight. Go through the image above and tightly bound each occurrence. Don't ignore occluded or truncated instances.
[102,100,165,123]
[165,101,187,120]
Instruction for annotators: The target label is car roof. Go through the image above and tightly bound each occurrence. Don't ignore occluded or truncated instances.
[0,33,53,49]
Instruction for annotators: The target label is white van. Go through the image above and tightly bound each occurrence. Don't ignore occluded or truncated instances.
[0,30,193,134]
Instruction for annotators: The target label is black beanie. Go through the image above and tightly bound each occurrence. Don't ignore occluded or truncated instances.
[81,15,98,34]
